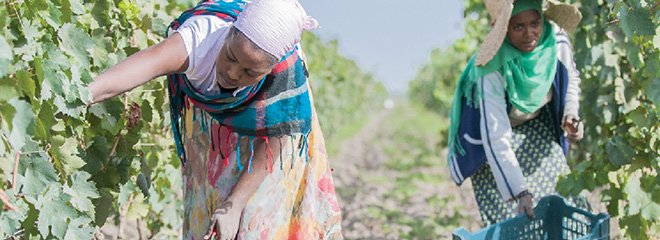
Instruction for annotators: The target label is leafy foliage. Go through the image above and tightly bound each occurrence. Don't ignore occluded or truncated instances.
[0,0,385,238]
[410,0,659,238]
[556,1,659,238]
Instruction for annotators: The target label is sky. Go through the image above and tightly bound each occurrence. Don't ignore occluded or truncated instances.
[300,0,465,94]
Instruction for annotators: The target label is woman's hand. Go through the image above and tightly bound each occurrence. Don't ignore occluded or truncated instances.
[516,194,535,219]
[562,115,583,143]
[203,200,243,240]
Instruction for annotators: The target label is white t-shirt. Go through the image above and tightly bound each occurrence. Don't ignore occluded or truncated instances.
[173,15,243,95]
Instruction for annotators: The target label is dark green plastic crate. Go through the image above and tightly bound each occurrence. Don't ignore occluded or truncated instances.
[453,195,609,240]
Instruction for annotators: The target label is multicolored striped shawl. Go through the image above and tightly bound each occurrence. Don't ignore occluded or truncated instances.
[166,0,313,166]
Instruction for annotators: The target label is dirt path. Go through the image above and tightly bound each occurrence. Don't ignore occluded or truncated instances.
[330,105,481,239]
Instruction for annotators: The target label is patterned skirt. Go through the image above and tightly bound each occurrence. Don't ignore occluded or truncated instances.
[471,109,588,226]
[180,104,343,239]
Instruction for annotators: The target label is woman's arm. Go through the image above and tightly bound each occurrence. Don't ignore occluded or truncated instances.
[479,73,534,218]
[205,136,288,239]
[555,29,581,119]
[556,29,584,142]
[88,33,189,104]
[478,73,528,201]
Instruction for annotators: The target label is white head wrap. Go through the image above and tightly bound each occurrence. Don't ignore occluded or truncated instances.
[234,0,319,59]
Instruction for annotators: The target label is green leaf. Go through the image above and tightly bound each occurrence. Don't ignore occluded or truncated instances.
[38,4,63,30]
[118,181,136,207]
[34,102,56,141]
[63,172,100,214]
[0,81,18,102]
[8,99,36,151]
[0,36,12,78]
[13,20,44,62]
[118,0,140,20]
[63,217,94,240]
[16,70,36,98]
[91,0,111,27]
[627,107,650,128]
[0,189,28,237]
[625,42,643,69]
[52,136,86,174]
[19,149,57,198]
[36,183,77,239]
[126,195,149,219]
[53,95,86,118]
[83,136,110,175]
[92,188,113,226]
[644,78,660,107]
[40,65,67,98]
[141,15,152,33]
[624,172,660,220]
[618,6,655,39]
[654,27,660,50]
[68,0,86,15]
[57,24,93,68]
[28,0,48,11]
[605,136,635,167]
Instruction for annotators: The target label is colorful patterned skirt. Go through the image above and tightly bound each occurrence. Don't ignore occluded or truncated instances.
[180,103,343,239]
[471,109,588,226]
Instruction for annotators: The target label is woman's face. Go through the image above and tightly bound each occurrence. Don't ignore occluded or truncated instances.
[216,30,276,89]
[506,10,543,52]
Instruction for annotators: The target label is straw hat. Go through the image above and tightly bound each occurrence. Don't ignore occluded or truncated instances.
[475,0,582,66]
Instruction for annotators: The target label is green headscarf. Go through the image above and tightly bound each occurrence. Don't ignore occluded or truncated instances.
[448,0,557,157]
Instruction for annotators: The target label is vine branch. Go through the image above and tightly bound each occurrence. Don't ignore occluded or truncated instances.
[0,189,17,211]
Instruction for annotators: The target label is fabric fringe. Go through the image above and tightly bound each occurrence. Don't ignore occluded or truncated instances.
[224,128,231,166]
[278,138,284,170]
[248,136,254,173]
[236,138,243,171]
[201,123,312,173]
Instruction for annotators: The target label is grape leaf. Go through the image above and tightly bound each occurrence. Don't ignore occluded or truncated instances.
[627,107,650,128]
[125,189,148,220]
[91,188,113,226]
[91,0,111,27]
[118,181,135,207]
[53,95,86,118]
[606,137,635,167]
[63,172,99,214]
[57,23,93,69]
[0,36,12,78]
[645,78,660,107]
[624,173,660,220]
[52,136,86,174]
[15,70,36,99]
[63,217,94,240]
[8,99,35,151]
[654,27,660,50]
[19,148,57,198]
[34,102,56,141]
[68,0,86,15]
[0,81,18,102]
[0,189,28,237]
[38,4,63,30]
[619,6,655,39]
[36,183,77,239]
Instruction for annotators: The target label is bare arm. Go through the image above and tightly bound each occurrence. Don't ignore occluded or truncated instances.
[88,33,189,104]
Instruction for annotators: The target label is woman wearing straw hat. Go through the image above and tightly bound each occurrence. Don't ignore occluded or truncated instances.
[446,0,588,225]
[88,0,343,239]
